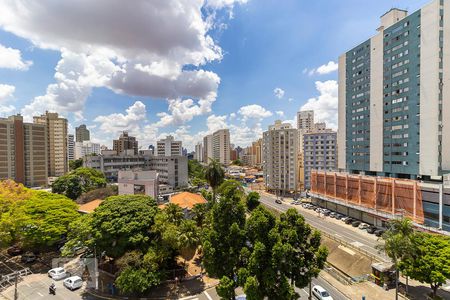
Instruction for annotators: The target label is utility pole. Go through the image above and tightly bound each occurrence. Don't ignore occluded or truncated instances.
[14,271,18,300]
[308,281,312,300]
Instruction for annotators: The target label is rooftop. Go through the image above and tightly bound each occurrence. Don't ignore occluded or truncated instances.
[169,192,207,210]
[78,199,103,214]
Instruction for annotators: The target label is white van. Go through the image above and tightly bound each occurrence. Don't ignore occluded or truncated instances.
[63,276,83,291]
[48,267,67,280]
[312,285,333,300]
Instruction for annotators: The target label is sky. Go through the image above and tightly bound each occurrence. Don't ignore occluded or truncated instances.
[0,0,430,151]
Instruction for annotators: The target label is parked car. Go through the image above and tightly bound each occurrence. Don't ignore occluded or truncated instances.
[344,218,354,224]
[7,246,23,256]
[341,216,351,222]
[322,210,331,216]
[275,199,282,204]
[351,220,361,227]
[312,285,333,300]
[375,229,386,237]
[48,267,68,280]
[63,276,83,291]
[366,226,378,234]
[358,223,370,230]
[21,252,37,263]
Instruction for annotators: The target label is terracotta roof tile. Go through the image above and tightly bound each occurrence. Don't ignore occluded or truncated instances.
[169,192,207,210]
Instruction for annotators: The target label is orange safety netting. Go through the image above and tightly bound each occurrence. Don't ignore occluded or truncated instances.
[310,170,424,224]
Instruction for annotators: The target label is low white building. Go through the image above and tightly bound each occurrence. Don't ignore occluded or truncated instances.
[118,170,159,199]
[75,141,101,159]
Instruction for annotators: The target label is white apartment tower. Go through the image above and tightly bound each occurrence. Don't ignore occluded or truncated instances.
[212,129,230,166]
[263,120,299,194]
[194,142,203,162]
[68,134,75,161]
[157,135,182,156]
[203,134,213,163]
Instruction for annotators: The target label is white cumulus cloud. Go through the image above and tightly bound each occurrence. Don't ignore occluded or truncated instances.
[304,61,338,76]
[0,84,15,101]
[0,44,32,70]
[94,101,147,135]
[273,87,285,99]
[275,111,284,117]
[300,80,338,129]
[238,104,272,121]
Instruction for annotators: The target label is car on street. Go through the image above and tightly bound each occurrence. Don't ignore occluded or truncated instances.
[341,216,351,222]
[21,252,37,263]
[63,276,83,291]
[312,285,333,300]
[344,218,354,224]
[275,199,282,204]
[322,210,331,216]
[358,223,370,230]
[375,229,386,237]
[48,267,68,280]
[366,226,378,234]
[351,220,361,227]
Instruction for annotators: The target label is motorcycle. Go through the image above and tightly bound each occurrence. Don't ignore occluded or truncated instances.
[49,283,56,295]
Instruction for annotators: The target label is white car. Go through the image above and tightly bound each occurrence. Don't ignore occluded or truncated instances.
[358,223,370,230]
[63,276,83,291]
[48,267,67,280]
[312,285,333,300]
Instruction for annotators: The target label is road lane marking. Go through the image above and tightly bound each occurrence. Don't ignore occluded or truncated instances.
[37,292,44,297]
[204,291,213,300]
[338,245,355,255]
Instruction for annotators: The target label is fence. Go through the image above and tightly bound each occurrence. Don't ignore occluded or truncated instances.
[311,171,424,224]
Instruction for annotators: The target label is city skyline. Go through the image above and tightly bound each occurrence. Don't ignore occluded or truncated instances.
[0,0,430,151]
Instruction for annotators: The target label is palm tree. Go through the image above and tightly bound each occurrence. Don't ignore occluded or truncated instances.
[377,218,415,300]
[204,158,224,203]
[178,220,200,265]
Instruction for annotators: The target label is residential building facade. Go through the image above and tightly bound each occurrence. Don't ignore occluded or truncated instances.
[33,111,68,177]
[303,131,337,189]
[213,129,230,165]
[118,170,159,199]
[0,115,48,187]
[75,124,90,142]
[75,141,101,159]
[338,2,450,180]
[194,142,203,162]
[68,134,75,161]
[113,131,138,155]
[263,120,299,194]
[157,135,182,156]
[202,134,213,163]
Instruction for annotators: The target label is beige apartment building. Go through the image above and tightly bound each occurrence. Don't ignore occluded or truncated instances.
[0,115,48,187]
[113,131,138,155]
[202,134,213,163]
[157,135,182,156]
[213,129,230,166]
[242,138,262,168]
[34,111,68,177]
[263,120,298,194]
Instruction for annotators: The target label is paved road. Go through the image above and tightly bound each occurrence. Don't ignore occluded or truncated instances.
[256,191,388,262]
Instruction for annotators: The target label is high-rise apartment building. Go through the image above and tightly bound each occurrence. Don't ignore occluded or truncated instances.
[263,120,298,194]
[213,129,230,166]
[68,134,75,161]
[113,131,138,155]
[75,141,101,159]
[241,138,263,168]
[297,110,314,132]
[303,131,337,189]
[75,124,90,142]
[33,111,68,177]
[194,143,203,162]
[0,115,48,187]
[338,2,450,180]
[157,135,182,156]
[202,134,213,163]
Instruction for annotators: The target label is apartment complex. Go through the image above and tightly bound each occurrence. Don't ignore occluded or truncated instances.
[213,129,231,166]
[202,134,213,163]
[338,2,450,180]
[68,134,75,161]
[194,142,203,162]
[0,115,47,187]
[75,124,90,142]
[303,131,337,189]
[242,138,262,168]
[84,150,188,188]
[263,120,298,194]
[113,131,138,155]
[157,135,182,156]
[33,111,68,177]
[75,141,101,159]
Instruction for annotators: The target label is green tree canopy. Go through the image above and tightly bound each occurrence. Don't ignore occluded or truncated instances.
[52,167,107,200]
[188,159,205,179]
[90,195,158,258]
[0,190,79,250]
[69,158,83,171]
[399,233,450,298]
[245,192,260,211]
[218,180,245,200]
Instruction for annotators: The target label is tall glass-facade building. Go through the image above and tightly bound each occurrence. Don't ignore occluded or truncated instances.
[338,0,450,180]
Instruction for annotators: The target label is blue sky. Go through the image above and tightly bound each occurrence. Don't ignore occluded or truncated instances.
[0,0,429,150]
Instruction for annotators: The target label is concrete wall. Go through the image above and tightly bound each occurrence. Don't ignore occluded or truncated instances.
[442,0,450,171]
[337,54,347,171]
[420,0,440,176]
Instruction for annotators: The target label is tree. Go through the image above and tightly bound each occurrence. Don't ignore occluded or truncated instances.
[52,167,107,199]
[90,195,158,258]
[202,189,246,299]
[216,276,236,300]
[245,192,260,211]
[218,180,244,200]
[178,219,200,260]
[164,203,185,226]
[399,233,450,298]
[61,214,94,256]
[188,159,205,179]
[379,218,415,300]
[191,203,209,228]
[69,158,83,171]
[0,180,33,213]
[231,159,243,166]
[204,158,225,202]
[0,191,79,250]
